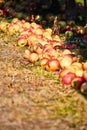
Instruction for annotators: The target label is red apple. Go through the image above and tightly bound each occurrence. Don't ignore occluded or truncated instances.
[62,72,76,85]
[59,68,73,79]
[59,66,75,79]
[53,45,63,50]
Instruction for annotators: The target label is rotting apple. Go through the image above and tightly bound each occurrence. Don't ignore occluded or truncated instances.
[80,82,87,95]
[72,76,84,90]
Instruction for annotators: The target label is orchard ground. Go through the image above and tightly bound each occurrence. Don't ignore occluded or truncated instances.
[0,29,87,130]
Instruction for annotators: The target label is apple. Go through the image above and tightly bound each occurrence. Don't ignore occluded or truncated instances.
[59,68,71,79]
[40,57,49,69]
[12,23,20,32]
[17,37,28,47]
[82,62,87,70]
[75,69,83,77]
[62,49,72,55]
[23,22,31,29]
[72,76,84,90]
[42,44,52,52]
[62,72,76,86]
[27,34,37,46]
[23,49,32,60]
[53,45,63,50]
[33,44,43,54]
[63,53,77,62]
[83,70,87,81]
[71,62,83,70]
[80,82,87,95]
[34,28,44,36]
[28,52,39,63]
[46,58,60,71]
[0,20,8,32]
[59,55,73,68]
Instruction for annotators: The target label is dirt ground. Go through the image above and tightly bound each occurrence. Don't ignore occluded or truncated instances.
[0,32,87,130]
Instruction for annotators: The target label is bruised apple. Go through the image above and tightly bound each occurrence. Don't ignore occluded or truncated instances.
[46,58,60,71]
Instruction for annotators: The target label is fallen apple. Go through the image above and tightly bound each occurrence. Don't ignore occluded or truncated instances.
[62,49,72,55]
[71,62,83,70]
[17,37,28,47]
[46,58,60,71]
[40,57,49,69]
[72,76,84,90]
[83,70,87,81]
[23,49,32,60]
[28,52,39,63]
[59,67,75,79]
[82,62,87,70]
[75,69,83,78]
[62,72,76,86]
[33,44,43,54]
[59,55,73,68]
[80,82,87,95]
